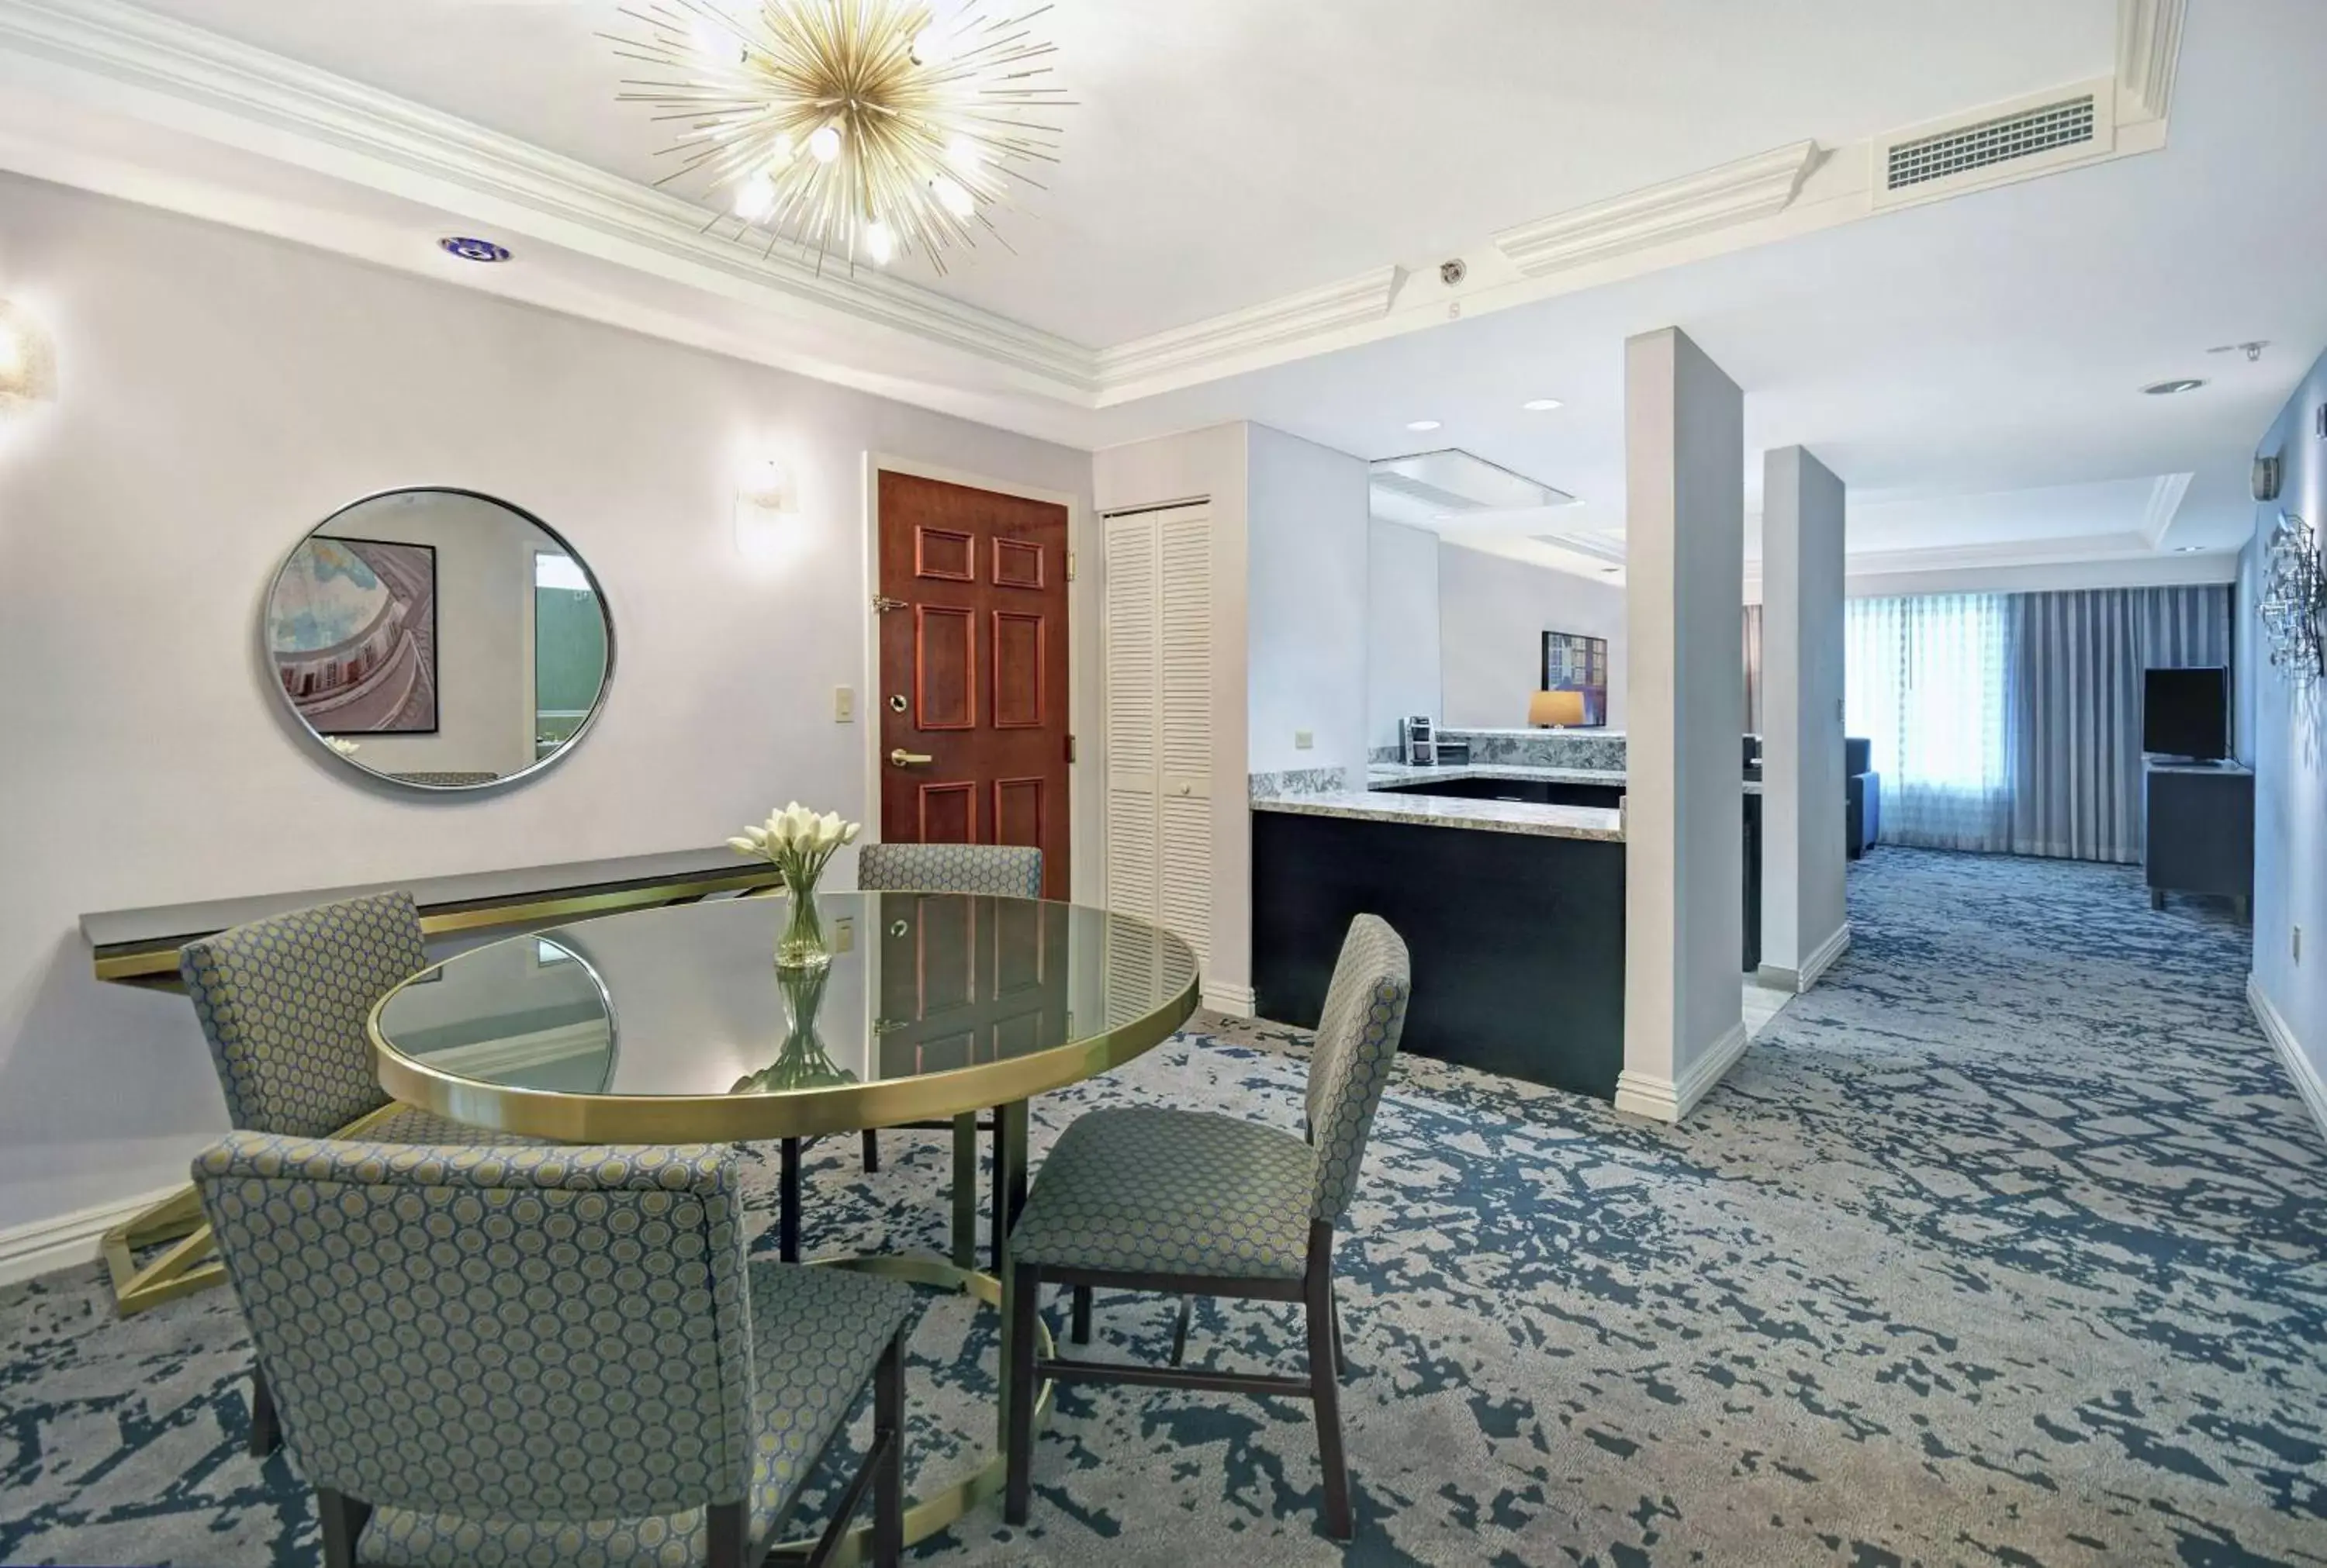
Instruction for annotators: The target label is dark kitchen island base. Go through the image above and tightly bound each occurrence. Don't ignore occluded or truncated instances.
[1251,807,1627,1100]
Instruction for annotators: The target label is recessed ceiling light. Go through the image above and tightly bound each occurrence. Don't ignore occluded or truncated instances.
[1600,566,1620,575]
[2176,545,2206,553]
[439,236,512,264]
[1406,419,1442,432]
[1522,399,1564,413]
[2142,378,2206,395]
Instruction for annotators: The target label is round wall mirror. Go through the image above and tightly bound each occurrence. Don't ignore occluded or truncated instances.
[264,487,614,790]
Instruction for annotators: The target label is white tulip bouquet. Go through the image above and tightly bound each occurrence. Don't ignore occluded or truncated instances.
[730,803,860,969]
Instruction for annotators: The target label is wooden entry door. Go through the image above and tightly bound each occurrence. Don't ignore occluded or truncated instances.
[877,471,1070,899]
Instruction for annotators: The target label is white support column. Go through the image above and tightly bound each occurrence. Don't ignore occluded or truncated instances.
[1618,327,1747,1123]
[1758,446,1850,993]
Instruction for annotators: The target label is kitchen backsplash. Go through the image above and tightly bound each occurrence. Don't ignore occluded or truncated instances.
[1443,729,1627,772]
[1249,765,1353,800]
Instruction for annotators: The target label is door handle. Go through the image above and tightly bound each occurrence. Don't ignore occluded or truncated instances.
[890,748,934,767]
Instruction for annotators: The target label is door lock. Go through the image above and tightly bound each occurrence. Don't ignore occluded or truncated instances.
[889,748,934,767]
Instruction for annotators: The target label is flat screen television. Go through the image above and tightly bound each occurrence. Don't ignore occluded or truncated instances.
[2143,666,2228,760]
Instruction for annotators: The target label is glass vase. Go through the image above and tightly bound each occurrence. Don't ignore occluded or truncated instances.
[774,868,831,972]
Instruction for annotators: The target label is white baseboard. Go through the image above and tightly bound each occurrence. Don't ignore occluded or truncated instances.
[1202,982,1256,1019]
[0,1182,185,1290]
[2247,972,2327,1145]
[1756,921,1852,994]
[1613,1020,1751,1124]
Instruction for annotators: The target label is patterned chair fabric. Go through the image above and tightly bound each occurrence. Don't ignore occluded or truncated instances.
[1302,914,1413,1224]
[181,891,427,1138]
[1008,914,1412,1280]
[857,843,1042,899]
[194,1135,918,1566]
[1004,1107,1315,1280]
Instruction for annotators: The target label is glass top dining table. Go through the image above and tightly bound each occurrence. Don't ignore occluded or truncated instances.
[368,889,1202,1147]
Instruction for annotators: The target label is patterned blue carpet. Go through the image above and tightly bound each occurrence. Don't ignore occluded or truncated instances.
[4,848,2324,1565]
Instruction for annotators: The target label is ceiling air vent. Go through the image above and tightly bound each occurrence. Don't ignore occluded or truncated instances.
[1884,94,2097,193]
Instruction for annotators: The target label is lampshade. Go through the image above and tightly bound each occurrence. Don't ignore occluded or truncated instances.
[1529,689,1585,728]
[0,299,57,413]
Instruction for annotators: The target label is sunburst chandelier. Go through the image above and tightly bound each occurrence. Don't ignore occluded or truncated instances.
[607,0,1067,274]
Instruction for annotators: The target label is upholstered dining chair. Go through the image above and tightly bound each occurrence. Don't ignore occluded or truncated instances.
[194,1135,917,1568]
[1001,914,1410,1541]
[177,890,544,1456]
[852,844,1043,1218]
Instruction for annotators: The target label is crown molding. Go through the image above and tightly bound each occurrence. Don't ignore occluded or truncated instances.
[1491,140,1819,278]
[1094,266,1403,401]
[2117,0,2186,125]
[0,0,1101,397]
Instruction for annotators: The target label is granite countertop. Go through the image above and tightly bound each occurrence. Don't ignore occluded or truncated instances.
[1251,789,1625,842]
[1370,762,1764,796]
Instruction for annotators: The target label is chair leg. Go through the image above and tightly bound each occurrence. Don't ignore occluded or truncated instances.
[860,1128,881,1174]
[1003,1262,1039,1526]
[1070,1284,1092,1345]
[1305,1263,1352,1539]
[779,1138,803,1263]
[872,1330,905,1568]
[1331,1290,1347,1379]
[314,1488,372,1568]
[248,1365,280,1459]
[1167,1294,1193,1366]
[705,1499,749,1568]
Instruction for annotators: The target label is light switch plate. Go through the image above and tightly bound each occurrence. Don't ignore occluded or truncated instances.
[834,686,855,723]
[1295,730,1314,750]
[833,917,855,954]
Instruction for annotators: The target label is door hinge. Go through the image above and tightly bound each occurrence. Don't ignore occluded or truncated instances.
[871,594,906,613]
[1066,734,1077,764]
[1066,551,1077,582]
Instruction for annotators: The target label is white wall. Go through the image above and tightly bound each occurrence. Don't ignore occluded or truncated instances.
[2246,344,2327,1129]
[1366,519,1440,753]
[1093,423,1251,1014]
[0,171,1094,1235]
[1437,541,1628,730]
[1246,424,1370,774]
[1758,446,1848,987]
[1619,326,1745,1122]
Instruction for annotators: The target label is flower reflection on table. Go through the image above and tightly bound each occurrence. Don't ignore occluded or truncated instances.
[730,962,858,1094]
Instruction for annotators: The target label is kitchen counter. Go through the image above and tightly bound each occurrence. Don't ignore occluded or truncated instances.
[1250,788,1624,842]
[1368,762,1762,795]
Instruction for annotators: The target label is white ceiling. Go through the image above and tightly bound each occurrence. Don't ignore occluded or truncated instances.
[118,0,2114,346]
[0,0,2320,579]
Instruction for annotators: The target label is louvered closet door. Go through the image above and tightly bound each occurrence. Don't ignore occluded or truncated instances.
[1102,503,1213,979]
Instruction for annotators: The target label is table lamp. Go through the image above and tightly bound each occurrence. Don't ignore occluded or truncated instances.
[1529,689,1585,728]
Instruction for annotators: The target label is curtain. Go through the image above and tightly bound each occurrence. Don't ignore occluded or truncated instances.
[1845,593,2014,851]
[1742,603,1763,734]
[2007,585,2235,862]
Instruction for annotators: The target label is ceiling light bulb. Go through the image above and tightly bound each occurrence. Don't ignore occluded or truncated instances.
[732,174,776,222]
[932,174,975,218]
[808,123,842,163]
[1406,419,1442,432]
[1523,398,1564,412]
[946,133,983,171]
[863,220,896,265]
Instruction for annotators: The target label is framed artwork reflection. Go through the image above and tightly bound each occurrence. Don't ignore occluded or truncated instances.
[267,537,439,735]
[1540,630,1609,727]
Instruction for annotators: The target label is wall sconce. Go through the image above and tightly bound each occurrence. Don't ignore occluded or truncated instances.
[0,299,57,414]
[735,454,799,561]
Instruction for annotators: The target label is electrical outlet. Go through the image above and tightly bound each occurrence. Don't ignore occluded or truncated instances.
[832,917,854,955]
[833,686,854,723]
[1295,730,1314,750]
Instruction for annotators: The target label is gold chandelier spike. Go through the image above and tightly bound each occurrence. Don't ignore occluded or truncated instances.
[604,0,1070,275]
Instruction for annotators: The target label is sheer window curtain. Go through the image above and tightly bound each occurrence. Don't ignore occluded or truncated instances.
[1845,593,2014,851]
[2007,585,2235,862]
